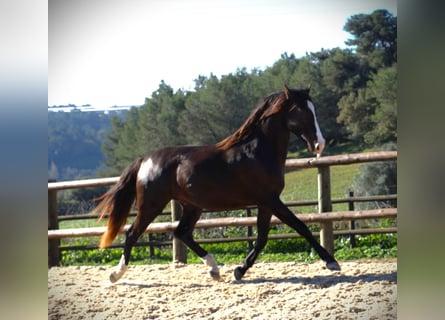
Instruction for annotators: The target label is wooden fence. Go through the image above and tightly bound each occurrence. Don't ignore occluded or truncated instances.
[48,151,397,266]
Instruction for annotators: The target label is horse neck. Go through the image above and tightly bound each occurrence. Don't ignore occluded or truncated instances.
[258,115,290,166]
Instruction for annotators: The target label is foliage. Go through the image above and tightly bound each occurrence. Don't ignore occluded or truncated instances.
[337,65,397,147]
[60,232,397,266]
[352,143,397,210]
[344,9,397,69]
[98,10,397,169]
[337,9,397,147]
[179,69,265,145]
[48,110,121,180]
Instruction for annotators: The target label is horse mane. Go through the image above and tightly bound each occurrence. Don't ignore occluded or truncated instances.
[215,90,288,150]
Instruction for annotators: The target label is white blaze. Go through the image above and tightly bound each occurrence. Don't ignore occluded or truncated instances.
[307,100,325,149]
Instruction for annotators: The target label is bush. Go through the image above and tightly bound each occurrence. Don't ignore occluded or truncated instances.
[353,143,397,210]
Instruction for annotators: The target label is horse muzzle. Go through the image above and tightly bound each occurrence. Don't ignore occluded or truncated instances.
[314,141,325,155]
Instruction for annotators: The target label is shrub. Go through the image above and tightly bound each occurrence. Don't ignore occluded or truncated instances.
[352,142,397,210]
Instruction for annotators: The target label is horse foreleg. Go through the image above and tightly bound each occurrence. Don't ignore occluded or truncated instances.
[267,197,341,271]
[234,207,272,280]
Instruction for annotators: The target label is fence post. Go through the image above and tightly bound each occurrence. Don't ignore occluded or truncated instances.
[48,179,60,267]
[171,200,187,263]
[348,190,356,248]
[317,166,334,255]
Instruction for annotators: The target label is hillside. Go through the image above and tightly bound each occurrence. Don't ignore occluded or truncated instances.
[48,109,126,181]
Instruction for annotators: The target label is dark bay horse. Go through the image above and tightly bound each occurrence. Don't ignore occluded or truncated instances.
[95,85,341,283]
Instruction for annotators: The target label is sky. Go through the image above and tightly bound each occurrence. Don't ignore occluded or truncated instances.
[49,0,397,109]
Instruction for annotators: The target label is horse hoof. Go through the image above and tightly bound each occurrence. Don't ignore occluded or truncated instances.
[234,267,244,281]
[109,272,119,283]
[326,261,341,271]
[210,270,221,280]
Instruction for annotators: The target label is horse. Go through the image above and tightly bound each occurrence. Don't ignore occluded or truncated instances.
[94,85,341,283]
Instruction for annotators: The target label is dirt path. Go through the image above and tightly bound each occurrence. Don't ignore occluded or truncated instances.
[48,259,396,319]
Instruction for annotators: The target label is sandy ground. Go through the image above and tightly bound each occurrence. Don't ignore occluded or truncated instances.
[48,259,396,320]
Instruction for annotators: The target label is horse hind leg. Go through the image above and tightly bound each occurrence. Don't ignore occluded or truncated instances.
[109,196,169,283]
[174,205,220,280]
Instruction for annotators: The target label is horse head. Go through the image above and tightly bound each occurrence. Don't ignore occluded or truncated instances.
[284,85,325,155]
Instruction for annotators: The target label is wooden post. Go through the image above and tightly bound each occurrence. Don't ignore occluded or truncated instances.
[171,200,187,263]
[348,190,356,248]
[317,166,334,255]
[48,179,60,267]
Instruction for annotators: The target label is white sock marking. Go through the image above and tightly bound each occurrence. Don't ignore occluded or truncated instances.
[109,254,128,283]
[201,253,220,279]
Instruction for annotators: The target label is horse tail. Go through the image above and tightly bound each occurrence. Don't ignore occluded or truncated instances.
[94,157,144,249]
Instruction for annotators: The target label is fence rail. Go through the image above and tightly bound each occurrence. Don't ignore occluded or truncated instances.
[48,151,397,266]
[49,208,396,239]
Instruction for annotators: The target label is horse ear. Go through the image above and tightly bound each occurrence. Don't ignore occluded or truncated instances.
[284,85,290,99]
[307,82,312,92]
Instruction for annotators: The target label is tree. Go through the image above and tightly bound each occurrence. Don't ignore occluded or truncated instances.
[101,107,142,175]
[336,65,397,147]
[48,110,113,180]
[100,81,187,175]
[138,81,187,153]
[337,88,377,146]
[320,48,369,94]
[291,51,347,144]
[180,70,261,145]
[364,65,397,145]
[344,9,397,69]
[101,115,125,175]
[336,9,397,147]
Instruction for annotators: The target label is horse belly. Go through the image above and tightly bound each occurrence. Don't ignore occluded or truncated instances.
[175,165,267,210]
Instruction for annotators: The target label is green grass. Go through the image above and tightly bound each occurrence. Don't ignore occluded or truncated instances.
[281,163,361,212]
[60,233,397,266]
